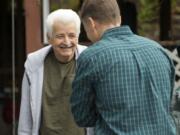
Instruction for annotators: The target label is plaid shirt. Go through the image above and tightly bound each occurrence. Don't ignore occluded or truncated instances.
[71,26,176,135]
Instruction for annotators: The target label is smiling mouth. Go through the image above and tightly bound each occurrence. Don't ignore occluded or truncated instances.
[58,44,73,49]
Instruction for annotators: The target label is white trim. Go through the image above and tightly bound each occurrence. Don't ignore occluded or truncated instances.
[42,0,50,44]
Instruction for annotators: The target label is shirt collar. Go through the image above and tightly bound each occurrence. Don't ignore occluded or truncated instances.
[102,25,133,38]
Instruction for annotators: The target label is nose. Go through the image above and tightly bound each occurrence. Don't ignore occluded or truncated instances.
[64,36,70,44]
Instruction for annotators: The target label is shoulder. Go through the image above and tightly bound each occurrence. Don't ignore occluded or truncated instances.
[24,45,52,72]
[135,35,162,48]
[77,44,87,49]
[77,44,87,53]
[78,40,107,61]
[27,45,51,59]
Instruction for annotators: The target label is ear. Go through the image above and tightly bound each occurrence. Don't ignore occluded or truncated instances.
[88,17,96,29]
[47,33,53,44]
[87,17,100,36]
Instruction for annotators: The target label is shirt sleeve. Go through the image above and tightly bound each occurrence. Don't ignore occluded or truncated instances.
[70,55,98,127]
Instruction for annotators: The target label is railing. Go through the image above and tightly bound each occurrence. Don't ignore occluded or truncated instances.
[161,40,180,90]
[162,41,180,134]
[165,48,180,90]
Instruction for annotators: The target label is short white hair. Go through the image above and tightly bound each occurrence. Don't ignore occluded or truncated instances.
[46,9,81,38]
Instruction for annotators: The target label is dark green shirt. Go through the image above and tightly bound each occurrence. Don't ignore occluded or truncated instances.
[71,26,176,135]
[40,51,84,135]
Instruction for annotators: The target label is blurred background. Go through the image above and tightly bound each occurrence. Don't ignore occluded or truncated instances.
[0,0,180,134]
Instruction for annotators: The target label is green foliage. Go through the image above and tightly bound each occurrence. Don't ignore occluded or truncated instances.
[138,0,159,38]
[139,0,158,22]
[172,0,177,8]
[172,0,180,13]
[50,0,80,11]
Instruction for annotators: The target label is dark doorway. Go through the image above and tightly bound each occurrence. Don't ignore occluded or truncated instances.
[0,0,25,134]
[117,0,137,34]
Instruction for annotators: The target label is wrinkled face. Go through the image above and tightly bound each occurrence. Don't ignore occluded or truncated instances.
[49,21,78,63]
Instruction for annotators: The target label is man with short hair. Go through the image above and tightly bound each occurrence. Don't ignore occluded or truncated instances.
[18,9,87,135]
[70,0,176,135]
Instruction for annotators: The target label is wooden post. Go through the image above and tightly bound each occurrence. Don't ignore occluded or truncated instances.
[24,0,43,54]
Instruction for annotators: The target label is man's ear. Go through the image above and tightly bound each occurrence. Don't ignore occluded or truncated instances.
[88,17,102,40]
[88,17,96,29]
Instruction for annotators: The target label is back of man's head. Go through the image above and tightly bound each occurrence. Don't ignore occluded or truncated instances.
[80,0,121,25]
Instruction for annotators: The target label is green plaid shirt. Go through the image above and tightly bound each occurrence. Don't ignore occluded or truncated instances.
[71,26,176,135]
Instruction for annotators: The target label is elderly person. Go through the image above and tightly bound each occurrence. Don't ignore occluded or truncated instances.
[18,9,87,135]
[70,0,176,135]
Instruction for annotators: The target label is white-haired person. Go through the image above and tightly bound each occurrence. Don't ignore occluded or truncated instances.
[18,9,91,135]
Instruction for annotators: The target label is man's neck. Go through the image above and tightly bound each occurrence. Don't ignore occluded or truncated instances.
[98,23,121,38]
[54,52,74,64]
